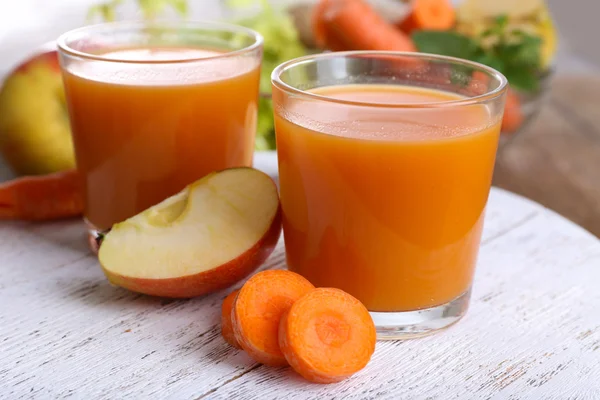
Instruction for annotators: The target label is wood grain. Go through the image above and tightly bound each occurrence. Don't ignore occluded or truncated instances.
[1,178,599,399]
[494,74,600,237]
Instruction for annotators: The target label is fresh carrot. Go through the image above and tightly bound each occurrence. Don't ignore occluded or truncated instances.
[467,70,490,96]
[398,0,456,34]
[221,289,241,349]
[502,88,524,134]
[232,270,315,366]
[313,0,341,50]
[0,169,83,221]
[465,72,524,134]
[312,0,353,51]
[279,288,376,384]
[313,0,416,52]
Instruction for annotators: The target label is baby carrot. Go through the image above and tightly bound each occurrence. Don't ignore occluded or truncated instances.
[399,0,455,34]
[279,288,376,384]
[502,88,524,134]
[221,289,241,349]
[232,270,315,366]
[0,169,83,221]
[313,0,416,52]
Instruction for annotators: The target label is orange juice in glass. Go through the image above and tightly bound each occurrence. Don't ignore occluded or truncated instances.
[272,52,507,339]
[57,21,262,234]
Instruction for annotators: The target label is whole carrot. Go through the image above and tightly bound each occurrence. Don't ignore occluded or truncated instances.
[312,0,349,51]
[313,0,416,52]
[501,88,524,134]
[0,169,83,221]
[398,0,456,34]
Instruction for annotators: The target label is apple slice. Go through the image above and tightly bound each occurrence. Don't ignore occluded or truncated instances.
[98,168,281,298]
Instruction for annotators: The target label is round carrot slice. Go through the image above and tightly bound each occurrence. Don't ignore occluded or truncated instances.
[232,270,315,366]
[279,288,377,384]
[221,289,240,348]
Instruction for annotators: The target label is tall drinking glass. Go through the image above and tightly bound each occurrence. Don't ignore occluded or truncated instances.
[272,51,507,339]
[58,21,263,237]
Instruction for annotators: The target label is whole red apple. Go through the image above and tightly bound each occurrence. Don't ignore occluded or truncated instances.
[0,45,75,175]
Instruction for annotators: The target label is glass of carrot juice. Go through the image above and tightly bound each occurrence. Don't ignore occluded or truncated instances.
[57,21,263,236]
[272,51,508,339]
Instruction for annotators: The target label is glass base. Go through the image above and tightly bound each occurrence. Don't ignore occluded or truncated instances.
[85,219,107,255]
[371,288,471,340]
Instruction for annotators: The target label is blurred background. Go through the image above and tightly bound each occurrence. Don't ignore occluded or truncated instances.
[0,0,598,236]
[1,0,598,72]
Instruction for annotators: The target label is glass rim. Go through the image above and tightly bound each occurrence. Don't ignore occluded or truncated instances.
[271,51,509,109]
[57,20,263,65]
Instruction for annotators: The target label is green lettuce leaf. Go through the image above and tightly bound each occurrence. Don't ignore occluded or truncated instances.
[88,0,188,21]
[229,0,307,150]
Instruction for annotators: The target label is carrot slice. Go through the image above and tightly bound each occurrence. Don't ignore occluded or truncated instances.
[221,289,241,349]
[313,0,415,52]
[232,270,315,366]
[0,169,83,221]
[279,288,377,384]
[501,88,524,134]
[399,0,456,34]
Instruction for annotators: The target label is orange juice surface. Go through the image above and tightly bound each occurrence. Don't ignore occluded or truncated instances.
[275,84,500,312]
[63,47,260,230]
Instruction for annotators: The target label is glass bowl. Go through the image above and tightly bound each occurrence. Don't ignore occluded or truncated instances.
[498,68,554,150]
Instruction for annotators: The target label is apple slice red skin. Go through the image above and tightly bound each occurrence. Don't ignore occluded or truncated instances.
[101,205,281,299]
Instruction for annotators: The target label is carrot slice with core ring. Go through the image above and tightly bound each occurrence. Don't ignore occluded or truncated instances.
[279,287,377,384]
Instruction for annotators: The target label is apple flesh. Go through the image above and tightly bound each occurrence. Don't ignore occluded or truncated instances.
[0,49,75,175]
[98,168,282,298]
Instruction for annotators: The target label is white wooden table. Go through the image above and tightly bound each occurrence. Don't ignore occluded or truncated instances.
[1,155,600,399]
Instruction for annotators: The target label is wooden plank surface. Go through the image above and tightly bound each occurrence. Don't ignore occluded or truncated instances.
[494,74,600,237]
[1,155,600,399]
